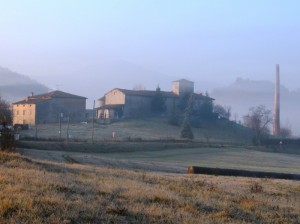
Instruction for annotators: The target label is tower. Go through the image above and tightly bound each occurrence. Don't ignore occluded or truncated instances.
[172,79,194,96]
[273,64,280,136]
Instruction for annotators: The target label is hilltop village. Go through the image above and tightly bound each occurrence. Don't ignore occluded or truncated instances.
[12,79,213,125]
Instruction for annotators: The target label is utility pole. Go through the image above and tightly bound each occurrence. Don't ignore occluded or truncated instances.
[92,100,95,144]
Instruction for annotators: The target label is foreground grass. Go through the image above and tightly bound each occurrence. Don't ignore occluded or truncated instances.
[0,152,299,223]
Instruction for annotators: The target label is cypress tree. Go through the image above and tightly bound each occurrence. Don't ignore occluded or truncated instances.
[181,94,194,139]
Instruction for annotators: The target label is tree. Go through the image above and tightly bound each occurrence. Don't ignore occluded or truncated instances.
[0,98,12,125]
[178,92,191,112]
[243,105,272,144]
[278,126,292,138]
[168,99,180,126]
[132,84,146,90]
[214,104,231,120]
[193,92,214,120]
[181,95,194,139]
[151,86,166,114]
[0,98,14,150]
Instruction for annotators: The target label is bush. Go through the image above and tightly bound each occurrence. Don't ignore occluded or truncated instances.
[0,127,15,151]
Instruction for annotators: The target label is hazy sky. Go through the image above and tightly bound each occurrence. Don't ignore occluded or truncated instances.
[1,0,300,90]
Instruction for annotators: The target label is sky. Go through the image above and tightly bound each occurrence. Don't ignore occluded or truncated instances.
[1,0,300,91]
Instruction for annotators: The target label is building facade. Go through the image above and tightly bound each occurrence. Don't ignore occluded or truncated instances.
[12,91,87,125]
[97,79,213,120]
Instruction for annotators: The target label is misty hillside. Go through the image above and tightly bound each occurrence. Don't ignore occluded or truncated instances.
[0,66,49,103]
[211,78,300,136]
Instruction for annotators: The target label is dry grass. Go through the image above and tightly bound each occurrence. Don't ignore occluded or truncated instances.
[0,151,299,223]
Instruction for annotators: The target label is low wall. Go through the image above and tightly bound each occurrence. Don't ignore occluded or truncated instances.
[188,166,300,180]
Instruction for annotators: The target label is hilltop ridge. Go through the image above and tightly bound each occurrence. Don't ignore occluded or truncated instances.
[0,66,49,103]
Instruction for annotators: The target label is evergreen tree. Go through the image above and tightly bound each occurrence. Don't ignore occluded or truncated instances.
[181,94,194,139]
[151,86,166,114]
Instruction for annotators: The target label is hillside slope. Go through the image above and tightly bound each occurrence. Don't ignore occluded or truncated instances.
[18,118,254,144]
[0,66,49,103]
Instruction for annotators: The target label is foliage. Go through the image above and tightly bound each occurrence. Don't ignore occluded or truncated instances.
[0,127,15,151]
[214,104,231,120]
[168,99,180,126]
[0,99,12,125]
[243,105,272,144]
[181,95,194,139]
[197,99,214,119]
[151,86,166,114]
[177,92,190,112]
[0,99,14,150]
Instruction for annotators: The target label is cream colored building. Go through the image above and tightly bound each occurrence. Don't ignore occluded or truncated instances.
[12,91,87,125]
[97,79,213,120]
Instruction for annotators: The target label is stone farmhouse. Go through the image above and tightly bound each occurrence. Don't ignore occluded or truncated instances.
[12,90,86,125]
[97,79,213,120]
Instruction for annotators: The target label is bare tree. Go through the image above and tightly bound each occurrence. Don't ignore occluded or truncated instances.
[243,105,272,144]
[132,84,146,91]
[279,126,292,138]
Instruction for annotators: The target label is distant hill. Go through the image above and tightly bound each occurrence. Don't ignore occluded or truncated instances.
[211,78,300,136]
[0,66,49,103]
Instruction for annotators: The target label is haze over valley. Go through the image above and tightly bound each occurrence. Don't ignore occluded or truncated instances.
[1,63,300,136]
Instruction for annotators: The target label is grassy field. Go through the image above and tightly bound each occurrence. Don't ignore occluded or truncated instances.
[19,145,300,174]
[0,151,299,223]
[9,118,300,222]
[18,118,253,144]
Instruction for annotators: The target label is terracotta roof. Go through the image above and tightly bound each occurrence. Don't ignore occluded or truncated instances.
[13,90,86,104]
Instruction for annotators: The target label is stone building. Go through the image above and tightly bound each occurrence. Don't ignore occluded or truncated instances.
[12,91,87,125]
[97,79,213,120]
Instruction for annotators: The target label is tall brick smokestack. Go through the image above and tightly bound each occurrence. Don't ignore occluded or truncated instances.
[273,64,280,136]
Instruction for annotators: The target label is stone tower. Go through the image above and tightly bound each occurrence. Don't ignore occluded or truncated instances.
[273,64,280,136]
[172,79,194,96]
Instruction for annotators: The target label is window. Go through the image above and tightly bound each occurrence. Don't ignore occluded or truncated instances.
[17,110,19,115]
[23,110,26,115]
